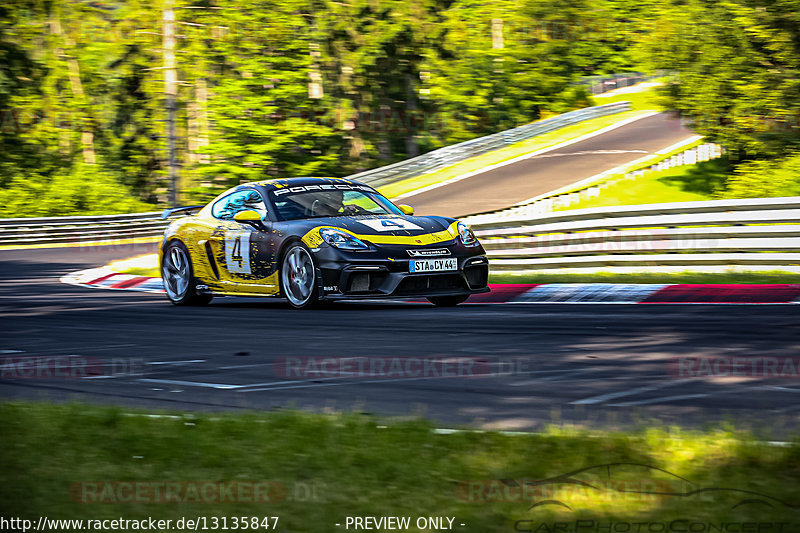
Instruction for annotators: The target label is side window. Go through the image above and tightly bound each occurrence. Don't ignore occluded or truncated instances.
[212,190,267,221]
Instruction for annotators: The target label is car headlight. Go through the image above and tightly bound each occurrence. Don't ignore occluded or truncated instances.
[457,222,478,246]
[319,228,369,250]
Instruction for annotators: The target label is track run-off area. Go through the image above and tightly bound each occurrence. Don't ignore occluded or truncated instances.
[2,112,799,433]
[3,243,800,433]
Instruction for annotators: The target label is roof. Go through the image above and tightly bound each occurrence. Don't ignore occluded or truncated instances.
[254,177,364,191]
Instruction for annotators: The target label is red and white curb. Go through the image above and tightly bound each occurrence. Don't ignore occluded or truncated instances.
[60,267,166,294]
[60,268,800,304]
[468,283,800,304]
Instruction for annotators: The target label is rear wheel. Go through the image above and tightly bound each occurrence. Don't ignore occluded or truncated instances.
[162,241,212,306]
[427,295,469,307]
[280,243,319,309]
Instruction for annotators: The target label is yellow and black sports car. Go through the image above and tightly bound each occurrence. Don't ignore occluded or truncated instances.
[159,177,490,309]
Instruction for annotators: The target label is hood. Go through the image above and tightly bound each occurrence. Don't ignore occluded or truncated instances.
[315,214,452,236]
[296,214,459,248]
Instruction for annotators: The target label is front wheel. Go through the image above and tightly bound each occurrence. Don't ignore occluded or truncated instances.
[280,243,319,309]
[162,241,212,306]
[427,295,469,307]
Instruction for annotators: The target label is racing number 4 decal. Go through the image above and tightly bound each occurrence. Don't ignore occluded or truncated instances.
[381,219,404,229]
[358,218,423,232]
[224,230,252,274]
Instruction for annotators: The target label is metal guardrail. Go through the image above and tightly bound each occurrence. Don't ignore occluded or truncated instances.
[0,102,632,247]
[351,101,631,189]
[0,212,167,246]
[467,197,800,273]
[581,72,660,95]
[6,196,800,277]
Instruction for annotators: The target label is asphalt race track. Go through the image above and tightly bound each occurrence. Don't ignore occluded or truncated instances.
[2,244,800,434]
[405,112,694,217]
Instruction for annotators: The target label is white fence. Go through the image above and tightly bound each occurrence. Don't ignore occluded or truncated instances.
[5,197,799,277]
[468,197,800,273]
[0,212,166,247]
[464,142,724,223]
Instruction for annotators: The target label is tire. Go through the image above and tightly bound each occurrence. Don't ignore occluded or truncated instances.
[427,295,469,307]
[162,240,212,306]
[279,242,320,309]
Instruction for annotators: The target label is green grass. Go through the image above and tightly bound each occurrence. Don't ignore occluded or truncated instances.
[592,81,666,113]
[117,266,800,286]
[120,266,159,277]
[379,82,665,200]
[118,249,800,286]
[379,110,651,199]
[1,402,799,530]
[553,158,732,211]
[379,111,667,201]
[489,270,800,285]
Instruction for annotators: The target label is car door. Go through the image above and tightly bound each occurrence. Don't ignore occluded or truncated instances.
[208,189,280,295]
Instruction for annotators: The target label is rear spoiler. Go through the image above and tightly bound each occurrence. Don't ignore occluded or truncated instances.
[161,205,205,220]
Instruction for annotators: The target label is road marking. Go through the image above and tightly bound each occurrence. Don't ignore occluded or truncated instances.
[242,381,349,393]
[395,111,661,200]
[513,133,702,205]
[139,378,241,389]
[762,385,800,393]
[510,367,601,386]
[654,135,704,155]
[147,359,206,366]
[217,363,272,370]
[528,149,648,159]
[240,374,464,393]
[609,393,708,407]
[138,377,344,390]
[569,379,695,405]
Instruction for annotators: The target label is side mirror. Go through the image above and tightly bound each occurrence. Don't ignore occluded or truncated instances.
[233,210,263,223]
[398,204,415,216]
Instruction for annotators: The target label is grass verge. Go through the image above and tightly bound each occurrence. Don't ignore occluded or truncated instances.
[1,402,799,530]
[378,82,664,200]
[592,80,665,111]
[107,253,159,278]
[115,254,799,286]
[552,157,732,212]
[489,270,800,285]
[378,108,658,200]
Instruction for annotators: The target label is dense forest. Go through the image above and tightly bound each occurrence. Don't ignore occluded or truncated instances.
[0,0,798,215]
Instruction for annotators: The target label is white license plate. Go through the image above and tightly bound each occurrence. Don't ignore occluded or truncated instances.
[410,258,458,273]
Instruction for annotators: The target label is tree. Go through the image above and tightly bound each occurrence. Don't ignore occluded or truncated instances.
[641,0,800,158]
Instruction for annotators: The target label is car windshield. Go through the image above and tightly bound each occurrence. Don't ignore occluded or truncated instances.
[269,186,403,221]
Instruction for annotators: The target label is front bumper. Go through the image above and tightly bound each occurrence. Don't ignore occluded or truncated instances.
[312,241,490,300]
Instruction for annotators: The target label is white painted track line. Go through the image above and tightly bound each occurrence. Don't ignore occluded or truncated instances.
[509,367,601,386]
[569,378,696,405]
[609,393,708,407]
[396,111,660,201]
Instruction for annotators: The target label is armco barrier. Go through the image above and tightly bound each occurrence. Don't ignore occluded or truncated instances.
[7,196,800,277]
[349,101,631,189]
[465,197,800,273]
[0,212,167,246]
[0,101,631,247]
